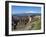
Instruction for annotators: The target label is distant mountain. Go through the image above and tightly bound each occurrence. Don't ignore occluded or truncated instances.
[12,13,41,16]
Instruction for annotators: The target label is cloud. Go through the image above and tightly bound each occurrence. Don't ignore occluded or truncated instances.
[25,11,40,13]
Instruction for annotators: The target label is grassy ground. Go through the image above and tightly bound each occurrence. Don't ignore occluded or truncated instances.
[30,16,41,30]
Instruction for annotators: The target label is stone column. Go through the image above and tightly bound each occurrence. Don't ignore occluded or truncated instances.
[28,16,32,22]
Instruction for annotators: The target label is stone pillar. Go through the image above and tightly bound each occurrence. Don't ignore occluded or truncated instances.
[28,16,32,22]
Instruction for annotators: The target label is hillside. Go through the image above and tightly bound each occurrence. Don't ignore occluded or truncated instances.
[12,16,41,31]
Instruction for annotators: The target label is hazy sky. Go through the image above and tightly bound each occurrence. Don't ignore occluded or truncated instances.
[12,6,41,14]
